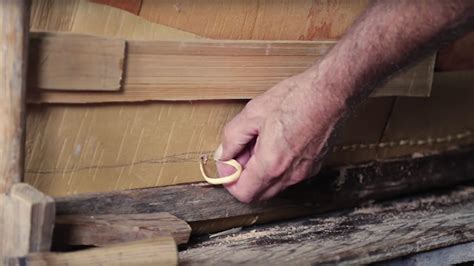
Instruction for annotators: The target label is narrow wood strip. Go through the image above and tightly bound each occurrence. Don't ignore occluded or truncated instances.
[5,237,178,266]
[54,146,474,234]
[179,185,474,264]
[28,32,125,91]
[54,212,191,246]
[26,33,435,103]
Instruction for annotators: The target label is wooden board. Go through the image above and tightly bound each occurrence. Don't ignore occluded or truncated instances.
[6,237,178,266]
[29,32,125,91]
[25,72,473,196]
[179,185,474,264]
[54,212,191,246]
[30,0,204,41]
[26,1,474,196]
[26,33,435,102]
[91,0,142,15]
[54,147,474,234]
[137,0,474,72]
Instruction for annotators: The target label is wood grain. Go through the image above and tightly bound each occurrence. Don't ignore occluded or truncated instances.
[26,35,436,103]
[54,147,474,234]
[54,212,191,246]
[0,0,29,192]
[180,185,474,264]
[91,0,143,15]
[6,237,178,266]
[3,183,55,257]
[28,32,125,91]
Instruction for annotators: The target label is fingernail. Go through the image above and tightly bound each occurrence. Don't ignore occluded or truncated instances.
[214,144,223,160]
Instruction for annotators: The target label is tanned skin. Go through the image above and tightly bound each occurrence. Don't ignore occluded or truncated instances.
[214,0,474,203]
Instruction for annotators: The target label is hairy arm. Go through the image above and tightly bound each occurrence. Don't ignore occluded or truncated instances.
[215,0,474,203]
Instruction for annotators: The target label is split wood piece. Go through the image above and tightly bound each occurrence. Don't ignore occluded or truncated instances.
[26,33,435,103]
[54,146,474,234]
[179,185,474,264]
[54,212,191,246]
[5,237,178,266]
[28,32,125,91]
[2,183,55,257]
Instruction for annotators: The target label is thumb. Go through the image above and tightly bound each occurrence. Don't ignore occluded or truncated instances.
[214,112,258,161]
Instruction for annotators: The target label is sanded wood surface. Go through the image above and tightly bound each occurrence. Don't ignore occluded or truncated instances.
[6,237,178,266]
[26,34,435,103]
[3,183,55,257]
[54,212,191,246]
[180,185,474,264]
[54,147,474,234]
[29,32,125,91]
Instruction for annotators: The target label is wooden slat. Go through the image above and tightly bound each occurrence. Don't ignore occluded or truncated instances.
[6,237,178,266]
[28,32,125,91]
[54,212,191,246]
[54,146,474,234]
[26,33,435,103]
[179,185,474,264]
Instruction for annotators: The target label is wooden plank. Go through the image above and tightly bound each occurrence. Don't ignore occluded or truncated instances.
[179,185,474,264]
[0,0,29,192]
[28,32,125,91]
[54,146,474,234]
[54,212,191,246]
[26,35,435,103]
[5,237,178,266]
[3,184,55,257]
[385,241,474,265]
[91,0,143,15]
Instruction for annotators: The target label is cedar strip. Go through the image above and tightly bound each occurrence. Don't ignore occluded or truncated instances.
[26,33,435,103]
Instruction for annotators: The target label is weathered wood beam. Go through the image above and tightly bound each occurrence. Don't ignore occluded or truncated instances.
[0,0,29,193]
[179,185,474,264]
[54,212,191,246]
[55,146,474,234]
[5,237,178,266]
[0,2,56,260]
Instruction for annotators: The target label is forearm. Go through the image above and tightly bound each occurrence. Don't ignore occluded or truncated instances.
[309,0,474,115]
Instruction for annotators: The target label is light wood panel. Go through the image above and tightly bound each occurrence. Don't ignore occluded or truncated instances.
[29,32,125,91]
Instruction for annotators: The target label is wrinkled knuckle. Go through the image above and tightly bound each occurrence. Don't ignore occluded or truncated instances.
[262,155,287,179]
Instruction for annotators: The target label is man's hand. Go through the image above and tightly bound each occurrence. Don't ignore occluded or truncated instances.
[215,0,473,203]
[214,66,346,203]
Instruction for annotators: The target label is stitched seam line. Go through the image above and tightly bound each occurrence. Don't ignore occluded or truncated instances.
[331,131,472,152]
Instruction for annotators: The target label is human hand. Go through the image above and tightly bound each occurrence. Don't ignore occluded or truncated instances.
[214,66,348,203]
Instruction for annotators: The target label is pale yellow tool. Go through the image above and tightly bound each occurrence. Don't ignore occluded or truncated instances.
[199,157,242,185]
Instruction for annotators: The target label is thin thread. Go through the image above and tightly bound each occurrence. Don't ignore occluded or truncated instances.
[26,130,473,175]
